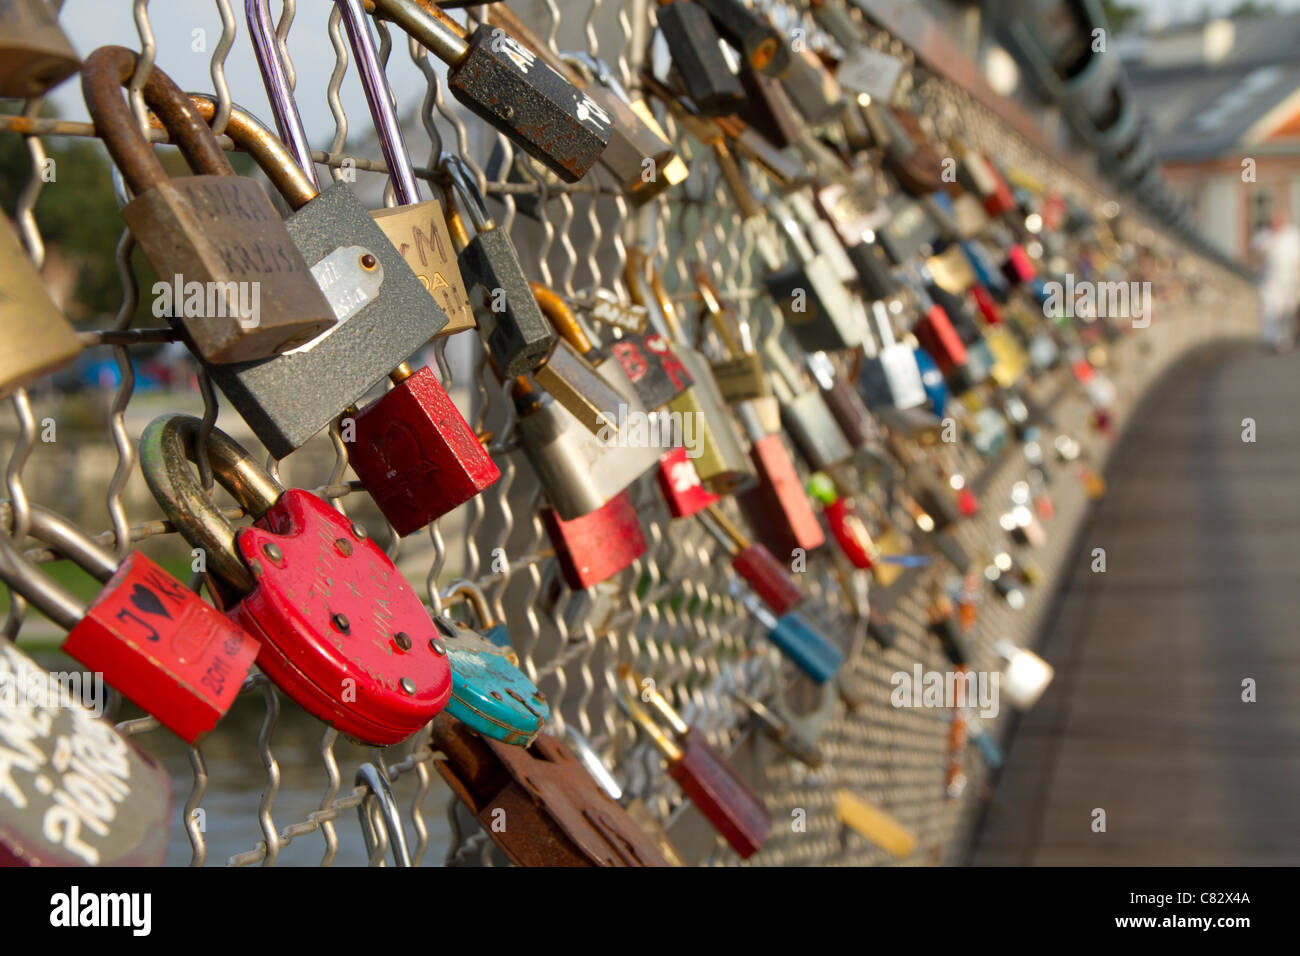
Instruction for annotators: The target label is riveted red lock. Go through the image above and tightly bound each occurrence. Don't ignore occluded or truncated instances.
[699,504,806,616]
[541,490,647,591]
[141,415,453,745]
[657,446,720,518]
[348,360,500,536]
[0,502,259,745]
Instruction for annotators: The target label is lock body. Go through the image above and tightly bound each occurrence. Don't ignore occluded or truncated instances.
[460,227,556,379]
[449,25,611,183]
[438,622,548,746]
[371,202,475,336]
[231,489,453,744]
[658,2,745,115]
[0,0,79,98]
[764,258,864,353]
[542,491,647,590]
[0,218,82,399]
[733,542,805,616]
[657,446,720,518]
[765,611,844,683]
[667,348,755,496]
[669,729,771,859]
[203,183,449,457]
[66,552,260,744]
[0,643,171,867]
[350,365,500,536]
[738,433,825,556]
[432,715,672,866]
[609,332,694,411]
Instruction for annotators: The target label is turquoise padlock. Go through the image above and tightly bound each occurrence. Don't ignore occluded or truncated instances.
[742,593,844,684]
[437,582,548,746]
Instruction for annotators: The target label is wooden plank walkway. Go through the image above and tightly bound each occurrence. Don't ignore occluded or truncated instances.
[969,342,1300,865]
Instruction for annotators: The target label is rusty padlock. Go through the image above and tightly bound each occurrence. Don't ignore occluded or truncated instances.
[431,712,672,866]
[140,414,453,745]
[81,47,337,363]
[0,501,259,745]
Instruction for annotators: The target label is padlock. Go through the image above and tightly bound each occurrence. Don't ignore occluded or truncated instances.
[700,504,806,617]
[563,727,687,866]
[863,102,943,196]
[781,46,846,125]
[512,377,646,522]
[929,591,975,667]
[858,300,928,410]
[560,51,680,204]
[618,667,771,859]
[736,409,827,559]
[435,584,547,746]
[696,0,790,76]
[0,640,171,866]
[626,247,754,495]
[0,501,259,745]
[741,592,844,684]
[607,328,695,413]
[761,200,865,353]
[541,490,647,591]
[439,156,556,380]
[806,350,877,450]
[655,1,745,115]
[734,691,825,770]
[0,216,81,399]
[836,789,916,858]
[910,290,971,381]
[337,0,474,338]
[0,0,79,98]
[177,95,446,458]
[529,281,652,438]
[807,472,874,570]
[347,360,501,537]
[695,264,770,406]
[877,194,941,266]
[765,338,855,472]
[811,0,865,52]
[447,579,511,650]
[140,415,453,745]
[946,702,968,799]
[657,446,720,519]
[366,0,611,182]
[82,47,336,364]
[738,65,804,149]
[431,713,672,866]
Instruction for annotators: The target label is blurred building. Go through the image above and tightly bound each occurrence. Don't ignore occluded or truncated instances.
[1121,14,1300,260]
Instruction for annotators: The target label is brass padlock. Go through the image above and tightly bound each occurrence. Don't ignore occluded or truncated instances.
[82,47,337,363]
[0,216,81,398]
[0,0,79,98]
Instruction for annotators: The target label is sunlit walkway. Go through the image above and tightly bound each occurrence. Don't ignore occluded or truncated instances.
[971,343,1300,865]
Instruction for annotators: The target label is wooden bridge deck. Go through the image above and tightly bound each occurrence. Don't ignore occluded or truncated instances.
[969,342,1300,865]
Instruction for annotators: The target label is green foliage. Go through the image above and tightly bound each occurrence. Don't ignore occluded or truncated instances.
[1099,0,1142,34]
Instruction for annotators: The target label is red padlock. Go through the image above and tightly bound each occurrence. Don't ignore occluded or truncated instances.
[912,301,969,377]
[970,283,1002,326]
[1002,244,1036,285]
[657,446,720,518]
[737,432,826,558]
[541,490,647,590]
[699,504,806,616]
[349,360,500,536]
[140,415,453,745]
[0,502,259,745]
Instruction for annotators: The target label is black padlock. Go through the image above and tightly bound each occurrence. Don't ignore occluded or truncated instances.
[696,0,791,77]
[656,1,745,116]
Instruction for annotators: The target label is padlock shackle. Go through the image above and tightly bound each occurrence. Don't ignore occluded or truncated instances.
[444,578,497,630]
[81,46,236,196]
[529,283,596,359]
[178,94,318,210]
[139,414,286,593]
[366,0,469,66]
[0,502,121,631]
[689,261,748,358]
[615,667,685,763]
[246,0,319,186]
[438,153,493,232]
[619,665,690,737]
[336,0,422,206]
[624,247,684,344]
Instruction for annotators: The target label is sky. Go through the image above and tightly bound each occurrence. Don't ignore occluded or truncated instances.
[50,1,441,159]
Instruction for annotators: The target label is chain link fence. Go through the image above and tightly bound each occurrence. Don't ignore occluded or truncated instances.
[1,0,1256,866]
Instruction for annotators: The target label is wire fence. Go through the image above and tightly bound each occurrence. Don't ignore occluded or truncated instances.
[1,0,1257,866]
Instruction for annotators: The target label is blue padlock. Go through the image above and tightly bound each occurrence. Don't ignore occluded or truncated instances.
[913,346,948,416]
[966,716,1004,769]
[437,581,548,746]
[960,241,1008,301]
[742,593,844,683]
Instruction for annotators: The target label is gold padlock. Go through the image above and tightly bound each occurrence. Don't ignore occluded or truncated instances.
[0,217,81,399]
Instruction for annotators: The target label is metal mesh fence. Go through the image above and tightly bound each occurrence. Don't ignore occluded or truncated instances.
[0,0,1256,866]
